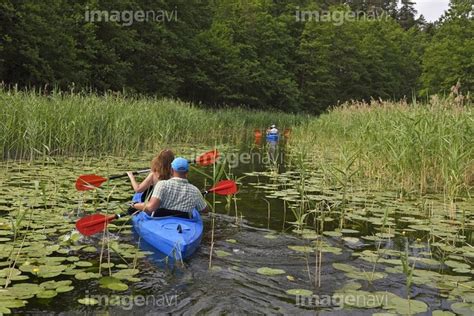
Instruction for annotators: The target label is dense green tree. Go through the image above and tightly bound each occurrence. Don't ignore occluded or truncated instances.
[421,0,473,95]
[0,0,470,113]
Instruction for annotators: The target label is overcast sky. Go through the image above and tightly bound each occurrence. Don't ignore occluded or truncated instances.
[414,0,450,22]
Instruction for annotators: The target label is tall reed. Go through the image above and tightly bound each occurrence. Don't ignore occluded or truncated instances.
[0,88,305,159]
[290,97,473,198]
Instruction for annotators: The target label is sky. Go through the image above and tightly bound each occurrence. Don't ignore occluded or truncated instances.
[413,0,450,22]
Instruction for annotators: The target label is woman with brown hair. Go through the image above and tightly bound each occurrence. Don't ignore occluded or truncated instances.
[127,149,175,196]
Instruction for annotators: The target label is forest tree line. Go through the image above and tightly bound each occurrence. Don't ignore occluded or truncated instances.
[0,0,472,113]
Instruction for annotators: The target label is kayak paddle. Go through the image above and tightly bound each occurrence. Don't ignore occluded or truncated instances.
[75,149,219,191]
[75,179,237,236]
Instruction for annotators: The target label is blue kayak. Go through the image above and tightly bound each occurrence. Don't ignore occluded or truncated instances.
[266,134,279,141]
[131,192,203,260]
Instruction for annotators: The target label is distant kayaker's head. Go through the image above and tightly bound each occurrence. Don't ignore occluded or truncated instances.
[171,157,189,177]
[151,149,175,180]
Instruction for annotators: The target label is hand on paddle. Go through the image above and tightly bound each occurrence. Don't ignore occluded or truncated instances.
[75,149,219,191]
[75,179,238,236]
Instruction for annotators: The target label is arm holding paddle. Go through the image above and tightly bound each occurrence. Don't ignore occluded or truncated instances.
[127,172,155,193]
[75,149,219,191]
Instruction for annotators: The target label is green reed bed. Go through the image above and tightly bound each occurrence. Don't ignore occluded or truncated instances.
[290,97,473,199]
[0,89,304,159]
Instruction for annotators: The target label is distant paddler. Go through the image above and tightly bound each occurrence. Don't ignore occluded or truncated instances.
[266,124,279,141]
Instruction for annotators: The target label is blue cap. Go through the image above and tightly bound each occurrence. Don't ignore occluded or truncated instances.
[171,157,189,172]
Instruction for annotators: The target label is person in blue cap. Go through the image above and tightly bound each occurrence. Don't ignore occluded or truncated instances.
[129,157,207,218]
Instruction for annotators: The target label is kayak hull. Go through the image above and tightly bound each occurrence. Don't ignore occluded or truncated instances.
[131,193,203,260]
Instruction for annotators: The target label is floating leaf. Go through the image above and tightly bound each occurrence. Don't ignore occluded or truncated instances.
[78,298,99,306]
[107,282,128,291]
[36,290,57,299]
[286,289,313,296]
[55,285,74,293]
[257,267,285,276]
[288,245,314,253]
[215,250,231,257]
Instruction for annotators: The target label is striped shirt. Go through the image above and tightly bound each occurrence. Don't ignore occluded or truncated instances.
[151,177,207,213]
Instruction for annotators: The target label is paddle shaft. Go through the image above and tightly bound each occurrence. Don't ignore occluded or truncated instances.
[107,158,201,180]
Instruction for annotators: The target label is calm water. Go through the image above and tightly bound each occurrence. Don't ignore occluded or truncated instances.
[0,141,472,315]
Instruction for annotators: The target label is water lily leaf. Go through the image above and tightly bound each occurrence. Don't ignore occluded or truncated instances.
[99,276,121,286]
[226,239,237,244]
[75,272,100,280]
[100,263,114,269]
[323,231,342,237]
[445,260,470,270]
[0,299,26,309]
[82,246,97,253]
[286,289,313,296]
[257,267,285,276]
[333,263,357,273]
[74,261,93,267]
[66,256,80,262]
[78,298,99,305]
[36,290,57,299]
[55,285,74,293]
[288,245,314,253]
[0,268,21,278]
[107,282,128,291]
[385,296,428,314]
[215,250,231,257]
[450,302,474,314]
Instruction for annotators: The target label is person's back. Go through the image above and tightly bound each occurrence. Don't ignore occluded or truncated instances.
[267,124,278,135]
[151,176,206,214]
[130,157,207,219]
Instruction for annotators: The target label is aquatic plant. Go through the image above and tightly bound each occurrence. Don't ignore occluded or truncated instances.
[0,88,305,160]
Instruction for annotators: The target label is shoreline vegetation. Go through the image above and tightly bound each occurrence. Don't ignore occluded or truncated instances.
[290,95,473,200]
[0,88,304,159]
[1,88,472,199]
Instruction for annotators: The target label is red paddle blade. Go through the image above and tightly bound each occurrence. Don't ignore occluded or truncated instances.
[76,214,115,236]
[75,174,107,191]
[195,149,219,166]
[208,180,238,195]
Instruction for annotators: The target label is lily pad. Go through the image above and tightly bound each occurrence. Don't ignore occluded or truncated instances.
[36,290,58,299]
[77,298,99,305]
[257,267,286,276]
[215,250,232,257]
[286,289,313,296]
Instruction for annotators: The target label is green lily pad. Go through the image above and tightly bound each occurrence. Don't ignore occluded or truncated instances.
[100,263,115,269]
[286,289,313,296]
[257,267,285,276]
[0,299,26,309]
[36,290,58,299]
[288,245,314,253]
[451,302,474,314]
[55,285,74,293]
[78,298,99,305]
[445,260,470,270]
[82,246,97,252]
[107,282,128,291]
[75,272,100,280]
[215,250,232,257]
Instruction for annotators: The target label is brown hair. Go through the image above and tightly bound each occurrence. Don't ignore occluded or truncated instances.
[151,149,175,181]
